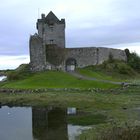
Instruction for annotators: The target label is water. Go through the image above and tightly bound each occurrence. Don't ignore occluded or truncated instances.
[0,76,7,82]
[0,106,90,140]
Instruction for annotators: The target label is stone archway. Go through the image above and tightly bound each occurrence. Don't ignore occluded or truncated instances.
[66,58,76,71]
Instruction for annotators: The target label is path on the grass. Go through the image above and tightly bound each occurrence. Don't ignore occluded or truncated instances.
[68,71,128,85]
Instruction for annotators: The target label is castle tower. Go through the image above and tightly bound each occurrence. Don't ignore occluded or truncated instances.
[37,11,65,48]
[29,11,66,71]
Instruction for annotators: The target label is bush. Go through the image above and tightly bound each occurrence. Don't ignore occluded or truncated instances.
[7,72,21,80]
[125,49,140,72]
[115,62,134,75]
[128,53,140,72]
[108,52,114,63]
[101,59,135,75]
[7,64,30,81]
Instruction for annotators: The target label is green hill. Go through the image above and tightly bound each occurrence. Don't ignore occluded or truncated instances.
[1,70,118,89]
[1,60,140,90]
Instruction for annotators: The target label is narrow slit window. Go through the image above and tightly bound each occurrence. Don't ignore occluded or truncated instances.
[50,39,54,44]
[50,26,53,31]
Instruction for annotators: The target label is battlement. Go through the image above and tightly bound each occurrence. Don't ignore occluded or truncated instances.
[37,11,65,26]
[36,11,65,48]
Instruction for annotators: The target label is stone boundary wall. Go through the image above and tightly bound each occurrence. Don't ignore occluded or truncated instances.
[66,47,127,68]
[66,47,97,68]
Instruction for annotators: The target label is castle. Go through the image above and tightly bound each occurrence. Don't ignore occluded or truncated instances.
[29,11,127,71]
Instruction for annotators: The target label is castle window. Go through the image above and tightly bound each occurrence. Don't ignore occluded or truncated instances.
[50,39,54,44]
[49,24,54,31]
[50,25,53,31]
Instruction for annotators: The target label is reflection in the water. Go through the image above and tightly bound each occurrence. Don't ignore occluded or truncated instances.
[67,108,76,115]
[0,106,32,140]
[0,106,89,140]
[0,76,7,81]
[32,107,68,140]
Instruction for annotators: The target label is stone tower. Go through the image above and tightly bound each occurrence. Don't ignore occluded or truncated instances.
[37,11,65,48]
[30,11,66,71]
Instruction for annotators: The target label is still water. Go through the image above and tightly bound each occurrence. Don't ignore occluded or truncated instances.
[0,76,7,81]
[0,106,90,140]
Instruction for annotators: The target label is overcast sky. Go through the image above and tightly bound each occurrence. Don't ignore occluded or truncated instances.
[0,0,140,69]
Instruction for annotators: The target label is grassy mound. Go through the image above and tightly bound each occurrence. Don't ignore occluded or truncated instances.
[1,71,118,89]
[78,60,139,82]
[2,60,139,89]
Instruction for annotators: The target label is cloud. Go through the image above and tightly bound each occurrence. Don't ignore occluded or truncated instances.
[0,0,140,56]
[0,55,30,70]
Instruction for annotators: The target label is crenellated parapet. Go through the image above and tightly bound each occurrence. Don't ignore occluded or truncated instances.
[36,11,65,48]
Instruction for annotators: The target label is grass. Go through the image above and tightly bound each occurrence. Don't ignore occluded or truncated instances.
[1,61,140,89]
[77,67,121,81]
[0,86,140,113]
[77,121,140,140]
[1,71,119,89]
[77,60,140,82]
[68,113,107,126]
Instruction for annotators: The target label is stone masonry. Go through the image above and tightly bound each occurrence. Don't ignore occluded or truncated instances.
[29,11,127,71]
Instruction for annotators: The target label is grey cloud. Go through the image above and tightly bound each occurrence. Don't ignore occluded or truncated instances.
[0,0,140,55]
[66,13,140,47]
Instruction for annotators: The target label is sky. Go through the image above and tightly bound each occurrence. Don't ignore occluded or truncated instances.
[0,0,140,69]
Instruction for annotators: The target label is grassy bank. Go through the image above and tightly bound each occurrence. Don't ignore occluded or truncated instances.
[1,60,140,90]
[77,60,140,82]
[0,88,140,125]
[0,86,140,139]
[0,86,140,115]
[77,121,140,140]
[1,71,119,89]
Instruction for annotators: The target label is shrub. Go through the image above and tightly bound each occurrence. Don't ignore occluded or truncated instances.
[125,49,140,72]
[7,72,21,80]
[108,52,114,63]
[115,62,134,75]
[7,64,30,81]
[101,59,136,75]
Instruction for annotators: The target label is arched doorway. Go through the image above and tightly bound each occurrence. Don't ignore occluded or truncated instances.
[66,58,76,71]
